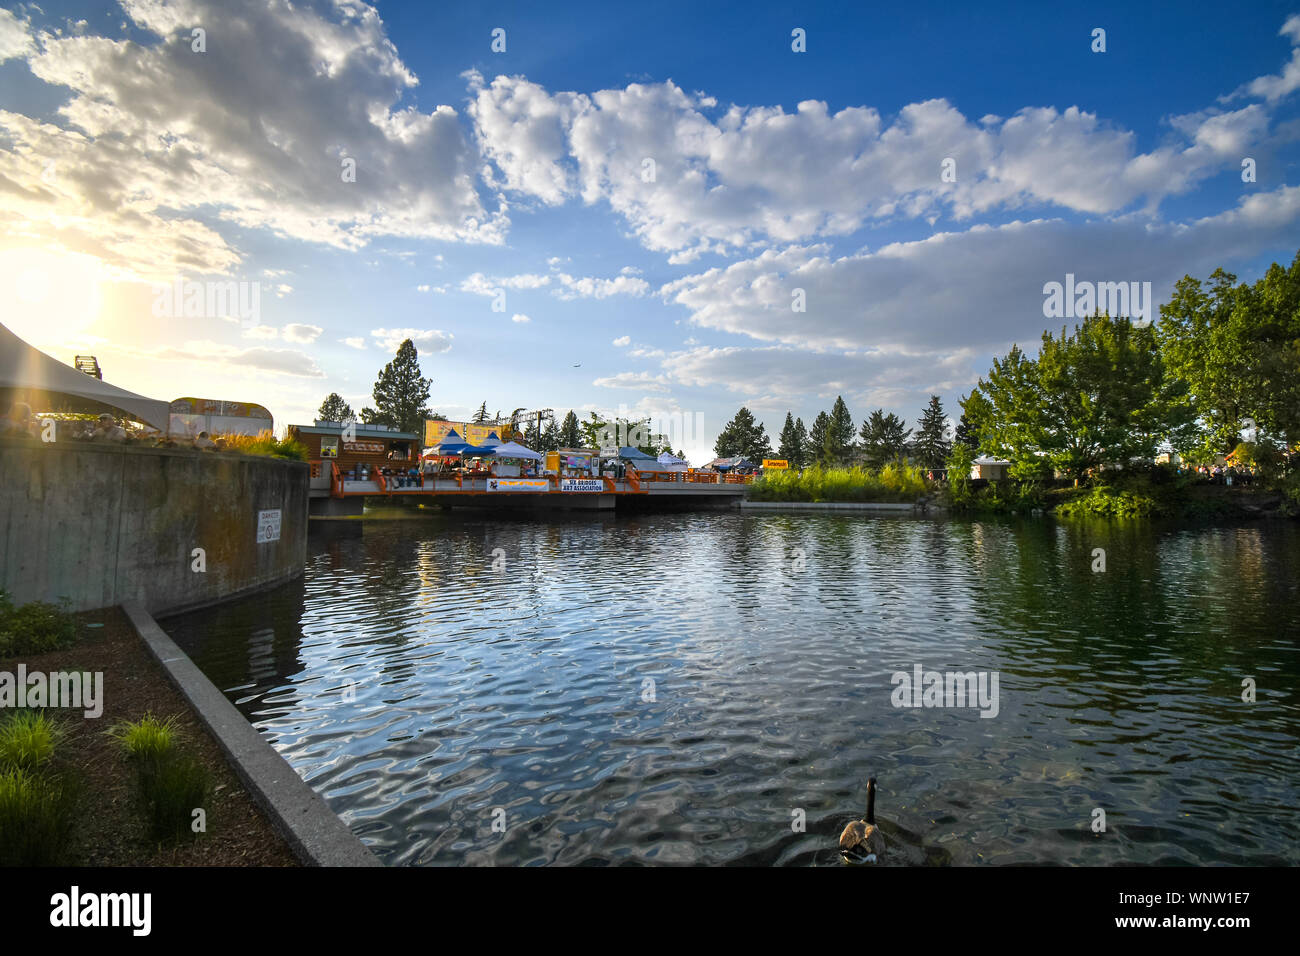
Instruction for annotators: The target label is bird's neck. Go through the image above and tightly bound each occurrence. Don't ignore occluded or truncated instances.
[866,787,876,825]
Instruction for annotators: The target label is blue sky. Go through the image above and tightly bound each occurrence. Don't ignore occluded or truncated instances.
[1,0,1298,461]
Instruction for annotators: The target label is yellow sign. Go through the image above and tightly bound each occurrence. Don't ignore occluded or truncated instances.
[762,459,789,469]
[424,420,502,448]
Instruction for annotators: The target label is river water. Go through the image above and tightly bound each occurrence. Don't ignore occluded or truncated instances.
[162,510,1300,866]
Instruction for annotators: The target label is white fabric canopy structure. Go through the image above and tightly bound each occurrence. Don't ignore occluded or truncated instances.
[1,322,171,431]
[487,440,543,460]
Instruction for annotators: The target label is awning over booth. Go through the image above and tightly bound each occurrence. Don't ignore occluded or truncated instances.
[487,441,543,460]
[0,323,172,432]
[705,456,754,471]
[617,446,657,461]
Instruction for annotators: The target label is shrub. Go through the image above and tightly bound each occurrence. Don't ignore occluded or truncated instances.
[748,464,929,502]
[0,598,77,658]
[0,710,62,773]
[217,430,310,461]
[138,752,210,843]
[1054,486,1165,518]
[108,713,179,765]
[0,767,79,866]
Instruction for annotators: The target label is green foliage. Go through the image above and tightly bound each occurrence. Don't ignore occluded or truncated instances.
[316,392,355,424]
[825,396,856,466]
[108,714,180,765]
[945,441,976,505]
[857,409,912,468]
[777,413,808,469]
[0,597,77,658]
[363,339,433,433]
[1054,486,1165,519]
[974,314,1193,479]
[715,406,773,461]
[749,464,928,502]
[913,394,951,468]
[1277,472,1300,518]
[220,430,309,461]
[0,767,79,865]
[0,711,62,773]
[1157,253,1300,456]
[138,752,210,844]
[559,410,581,449]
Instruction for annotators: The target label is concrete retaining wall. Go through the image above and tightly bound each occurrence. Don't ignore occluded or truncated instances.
[741,499,924,512]
[0,437,307,615]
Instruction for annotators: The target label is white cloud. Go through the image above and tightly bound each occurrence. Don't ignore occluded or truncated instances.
[592,371,670,392]
[469,65,1289,259]
[118,339,325,377]
[511,313,530,323]
[660,185,1300,355]
[0,0,506,281]
[341,336,367,350]
[282,323,322,344]
[0,8,34,61]
[370,327,454,353]
[1223,15,1300,104]
[612,335,631,346]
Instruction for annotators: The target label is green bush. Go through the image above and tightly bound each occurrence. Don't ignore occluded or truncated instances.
[749,464,929,502]
[0,710,62,773]
[108,713,179,765]
[1277,472,1300,518]
[0,767,79,866]
[138,752,210,843]
[1055,485,1165,518]
[0,598,77,658]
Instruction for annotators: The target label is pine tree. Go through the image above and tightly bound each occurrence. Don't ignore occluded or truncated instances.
[317,392,355,424]
[360,339,432,434]
[806,411,830,467]
[472,401,490,423]
[914,395,951,469]
[777,412,805,468]
[714,406,773,461]
[540,419,561,452]
[559,410,581,448]
[828,396,855,465]
[858,409,912,468]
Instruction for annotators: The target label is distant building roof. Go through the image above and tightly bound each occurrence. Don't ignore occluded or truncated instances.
[292,422,420,440]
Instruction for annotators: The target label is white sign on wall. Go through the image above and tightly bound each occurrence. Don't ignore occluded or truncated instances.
[257,509,282,543]
[560,478,604,493]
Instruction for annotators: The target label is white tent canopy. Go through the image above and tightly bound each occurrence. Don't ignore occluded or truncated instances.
[1,323,171,432]
[656,451,688,470]
[486,440,543,460]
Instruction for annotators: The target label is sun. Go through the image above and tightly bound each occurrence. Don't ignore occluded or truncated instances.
[0,246,105,345]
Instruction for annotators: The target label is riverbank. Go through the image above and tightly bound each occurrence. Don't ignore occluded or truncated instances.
[1,604,298,865]
[944,474,1294,519]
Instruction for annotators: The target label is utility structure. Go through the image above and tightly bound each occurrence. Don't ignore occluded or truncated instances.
[507,407,555,443]
[74,355,102,380]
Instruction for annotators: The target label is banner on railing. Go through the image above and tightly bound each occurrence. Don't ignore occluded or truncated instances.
[486,478,550,492]
[560,478,604,493]
[762,459,789,469]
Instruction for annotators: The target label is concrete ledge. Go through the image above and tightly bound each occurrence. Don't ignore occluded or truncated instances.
[122,600,381,867]
[742,500,920,512]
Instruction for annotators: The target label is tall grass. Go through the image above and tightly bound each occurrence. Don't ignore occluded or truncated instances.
[0,710,63,773]
[138,752,211,843]
[108,713,179,764]
[0,767,80,865]
[749,464,929,502]
[217,430,309,461]
[110,714,208,843]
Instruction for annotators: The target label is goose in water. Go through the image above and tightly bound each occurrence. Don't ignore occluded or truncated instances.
[839,777,885,864]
